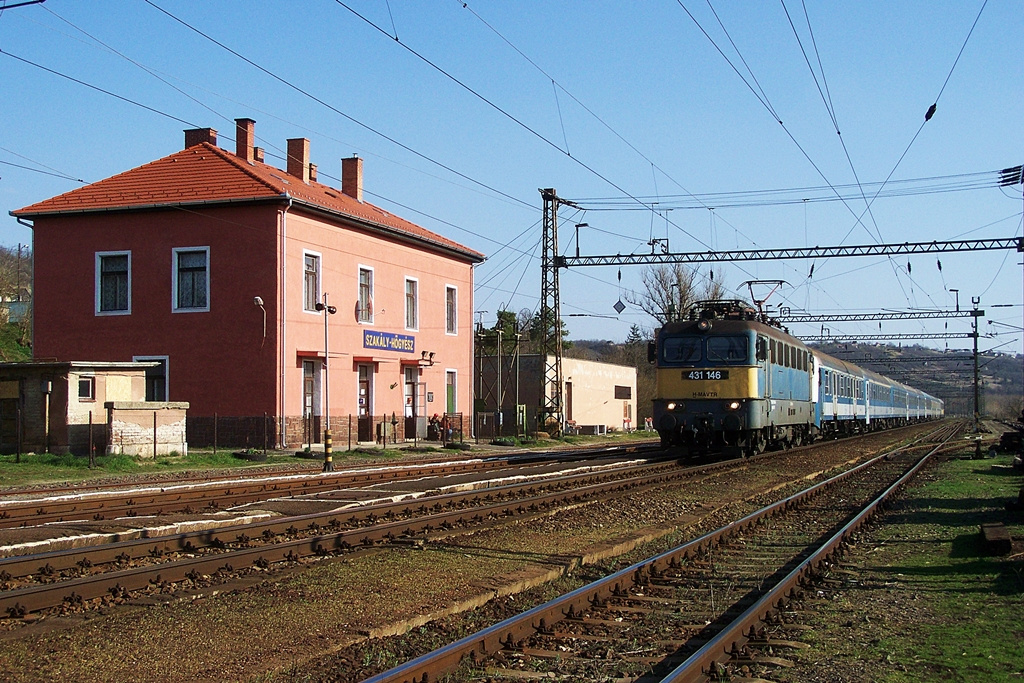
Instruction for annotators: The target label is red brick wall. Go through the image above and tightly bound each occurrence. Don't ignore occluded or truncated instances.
[32,205,280,418]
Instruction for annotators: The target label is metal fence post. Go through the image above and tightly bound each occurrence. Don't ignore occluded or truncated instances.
[88,410,95,467]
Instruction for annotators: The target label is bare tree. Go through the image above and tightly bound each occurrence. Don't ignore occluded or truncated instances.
[624,263,725,325]
[0,245,31,301]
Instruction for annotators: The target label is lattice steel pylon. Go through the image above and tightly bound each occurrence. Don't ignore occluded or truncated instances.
[540,188,564,435]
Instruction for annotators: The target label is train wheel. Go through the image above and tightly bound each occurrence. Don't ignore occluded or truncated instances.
[748,431,766,456]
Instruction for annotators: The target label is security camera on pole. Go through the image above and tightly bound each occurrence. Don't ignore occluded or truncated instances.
[315,293,337,471]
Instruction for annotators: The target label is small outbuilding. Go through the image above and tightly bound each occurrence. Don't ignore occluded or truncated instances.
[477,354,637,437]
[0,361,188,457]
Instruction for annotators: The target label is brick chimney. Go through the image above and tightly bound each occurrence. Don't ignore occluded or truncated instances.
[184,128,217,149]
[235,118,255,163]
[287,138,310,183]
[309,163,317,183]
[342,155,363,202]
[253,147,265,163]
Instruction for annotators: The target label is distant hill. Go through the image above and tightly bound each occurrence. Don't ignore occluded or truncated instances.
[569,338,1023,421]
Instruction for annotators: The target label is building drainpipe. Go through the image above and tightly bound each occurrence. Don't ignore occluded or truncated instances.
[16,217,33,357]
[279,197,293,449]
[470,262,477,439]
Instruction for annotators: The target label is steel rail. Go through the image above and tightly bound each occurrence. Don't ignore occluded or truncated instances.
[661,428,957,681]
[0,454,674,575]
[0,444,658,528]
[360,423,955,683]
[0,456,711,617]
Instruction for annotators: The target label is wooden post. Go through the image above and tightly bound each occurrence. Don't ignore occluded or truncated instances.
[214,413,218,454]
[263,412,268,454]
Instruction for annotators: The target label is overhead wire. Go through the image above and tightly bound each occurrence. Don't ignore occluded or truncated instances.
[138,0,644,316]
[333,0,712,250]
[0,48,199,128]
[673,0,986,330]
[38,3,535,214]
[455,0,742,237]
[20,2,569,310]
[142,0,532,212]
[573,168,1021,209]
[0,146,84,182]
[454,0,794,307]
[677,0,993,335]
[338,0,755,313]
[12,3,1012,343]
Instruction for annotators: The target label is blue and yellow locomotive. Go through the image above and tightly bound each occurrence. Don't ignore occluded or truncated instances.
[650,300,943,454]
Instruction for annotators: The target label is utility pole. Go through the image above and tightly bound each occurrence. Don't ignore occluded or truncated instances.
[540,188,564,436]
[315,293,337,471]
[972,296,983,442]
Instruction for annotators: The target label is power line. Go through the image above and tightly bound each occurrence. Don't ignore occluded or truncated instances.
[0,48,199,128]
[332,0,713,251]
[142,0,532,211]
[572,166,1021,209]
[0,158,83,183]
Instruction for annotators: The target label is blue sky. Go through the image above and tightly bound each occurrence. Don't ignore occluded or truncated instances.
[1,1,1021,354]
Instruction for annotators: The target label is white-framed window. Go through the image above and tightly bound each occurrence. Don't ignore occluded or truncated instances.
[96,251,131,315]
[172,247,210,312]
[445,285,457,335]
[303,251,321,312]
[78,376,96,401]
[405,277,418,330]
[358,266,373,323]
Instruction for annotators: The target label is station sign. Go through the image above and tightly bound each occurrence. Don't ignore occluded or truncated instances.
[363,330,416,353]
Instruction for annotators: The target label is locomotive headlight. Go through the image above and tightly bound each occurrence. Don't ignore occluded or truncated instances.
[726,401,741,411]
[666,402,678,411]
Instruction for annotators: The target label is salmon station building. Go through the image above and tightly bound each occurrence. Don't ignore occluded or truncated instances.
[12,119,485,448]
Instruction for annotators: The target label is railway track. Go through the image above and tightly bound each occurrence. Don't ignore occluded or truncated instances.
[0,425,944,621]
[0,451,708,619]
[0,444,657,528]
[361,422,960,683]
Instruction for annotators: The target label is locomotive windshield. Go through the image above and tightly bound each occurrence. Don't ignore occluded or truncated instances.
[660,335,751,365]
[662,337,702,364]
[706,336,749,364]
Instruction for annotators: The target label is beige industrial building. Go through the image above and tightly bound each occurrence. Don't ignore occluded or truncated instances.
[477,354,637,437]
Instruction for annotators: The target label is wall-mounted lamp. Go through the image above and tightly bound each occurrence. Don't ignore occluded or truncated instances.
[254,296,266,347]
[420,350,436,366]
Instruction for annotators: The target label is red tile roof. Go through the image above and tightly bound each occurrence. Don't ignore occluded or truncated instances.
[13,143,485,262]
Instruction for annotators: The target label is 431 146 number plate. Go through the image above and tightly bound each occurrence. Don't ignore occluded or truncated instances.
[683,370,729,380]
